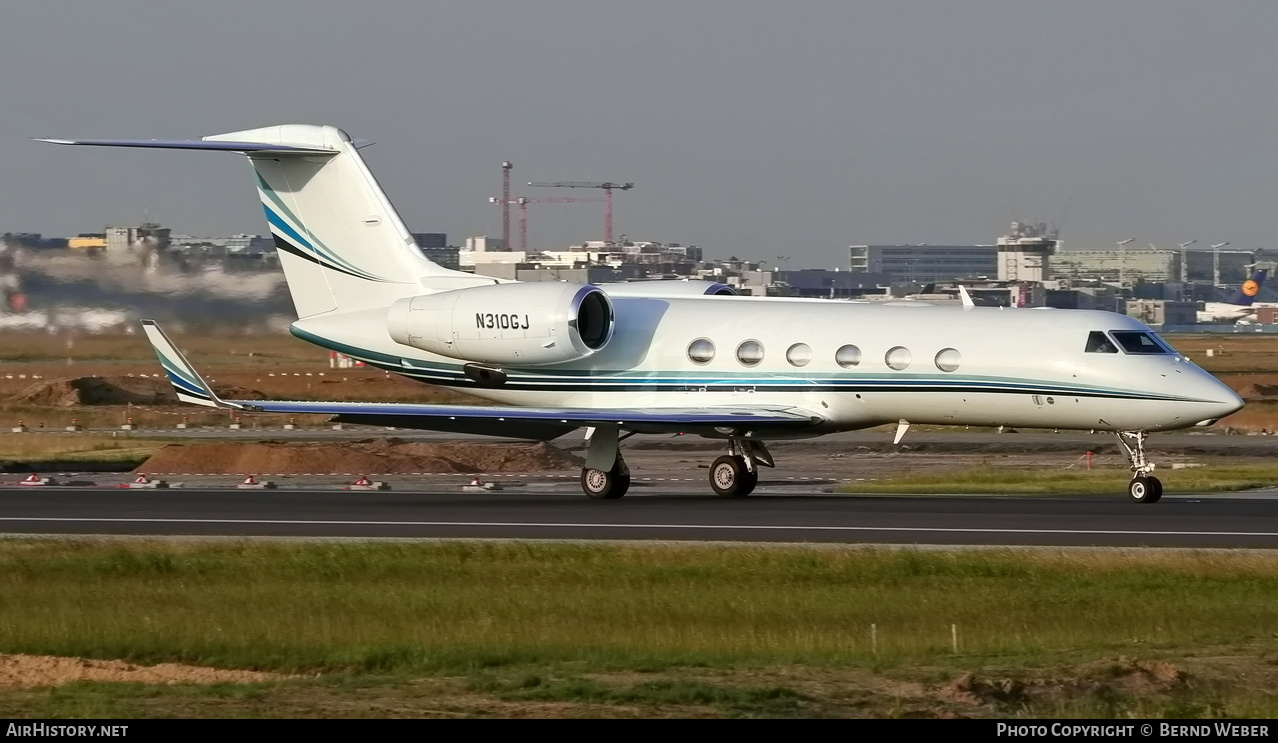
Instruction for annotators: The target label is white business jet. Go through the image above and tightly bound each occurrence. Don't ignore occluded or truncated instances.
[40,125,1244,503]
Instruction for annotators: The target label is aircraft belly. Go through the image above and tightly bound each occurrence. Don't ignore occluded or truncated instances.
[855,391,1201,432]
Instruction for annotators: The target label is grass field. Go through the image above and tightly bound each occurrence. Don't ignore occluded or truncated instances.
[0,433,170,465]
[839,461,1278,494]
[2,540,1278,717]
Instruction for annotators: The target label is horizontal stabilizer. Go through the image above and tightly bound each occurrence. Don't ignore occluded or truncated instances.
[35,137,336,154]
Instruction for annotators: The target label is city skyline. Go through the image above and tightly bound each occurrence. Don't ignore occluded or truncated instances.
[3,2,1275,267]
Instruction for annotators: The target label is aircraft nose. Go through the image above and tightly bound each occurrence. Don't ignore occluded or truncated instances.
[1197,382,1245,426]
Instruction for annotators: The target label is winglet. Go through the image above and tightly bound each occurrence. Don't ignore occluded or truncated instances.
[140,320,250,410]
[957,285,975,309]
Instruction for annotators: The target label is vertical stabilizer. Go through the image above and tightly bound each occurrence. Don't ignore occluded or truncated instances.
[1225,268,1268,306]
[207,125,477,317]
[39,124,495,319]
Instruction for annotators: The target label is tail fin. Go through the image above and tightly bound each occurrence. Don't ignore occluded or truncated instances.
[40,125,488,318]
[141,319,245,410]
[1226,268,1268,306]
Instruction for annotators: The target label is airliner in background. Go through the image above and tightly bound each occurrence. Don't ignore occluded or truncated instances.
[1196,268,1273,323]
[40,125,1244,503]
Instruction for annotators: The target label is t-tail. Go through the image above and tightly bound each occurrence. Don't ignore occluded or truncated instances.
[39,125,492,318]
[1225,268,1268,306]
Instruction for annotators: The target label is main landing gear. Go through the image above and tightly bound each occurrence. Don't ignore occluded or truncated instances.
[1116,431,1162,503]
[709,438,774,497]
[578,428,775,499]
[581,456,631,499]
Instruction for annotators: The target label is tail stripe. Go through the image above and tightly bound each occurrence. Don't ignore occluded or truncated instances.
[260,205,375,282]
[255,174,387,282]
[151,347,211,400]
[159,364,210,400]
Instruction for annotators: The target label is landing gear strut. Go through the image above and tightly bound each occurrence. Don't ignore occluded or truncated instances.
[1116,431,1162,503]
[709,438,774,497]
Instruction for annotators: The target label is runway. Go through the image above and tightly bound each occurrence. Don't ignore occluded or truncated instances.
[2,486,1277,548]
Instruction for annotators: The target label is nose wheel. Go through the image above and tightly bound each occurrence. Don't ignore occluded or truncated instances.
[1117,432,1163,503]
[1128,475,1163,503]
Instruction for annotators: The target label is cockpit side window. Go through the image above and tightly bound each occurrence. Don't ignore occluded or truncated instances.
[1085,331,1118,354]
[1110,331,1171,354]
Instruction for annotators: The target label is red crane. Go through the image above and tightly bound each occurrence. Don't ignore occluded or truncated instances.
[527,181,633,244]
[489,196,605,252]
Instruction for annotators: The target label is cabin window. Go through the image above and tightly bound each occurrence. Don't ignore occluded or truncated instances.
[934,348,961,372]
[688,338,715,364]
[786,343,812,367]
[885,346,912,370]
[1111,331,1172,354]
[1085,331,1118,354]
[835,345,862,368]
[736,340,764,367]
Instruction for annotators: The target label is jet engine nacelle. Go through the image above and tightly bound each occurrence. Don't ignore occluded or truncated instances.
[595,280,736,296]
[387,282,614,366]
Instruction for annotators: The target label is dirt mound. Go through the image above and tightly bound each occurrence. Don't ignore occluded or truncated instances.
[939,673,1029,706]
[136,439,583,474]
[212,384,268,400]
[11,376,177,407]
[1077,656,1185,694]
[939,657,1186,709]
[8,375,267,407]
[0,654,283,688]
[1236,383,1278,400]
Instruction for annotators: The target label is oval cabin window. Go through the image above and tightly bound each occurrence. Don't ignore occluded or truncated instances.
[688,338,715,365]
[835,345,862,368]
[786,343,812,367]
[934,348,961,372]
[885,346,912,371]
[736,340,764,367]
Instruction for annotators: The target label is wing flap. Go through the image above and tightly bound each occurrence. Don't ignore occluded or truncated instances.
[230,398,821,434]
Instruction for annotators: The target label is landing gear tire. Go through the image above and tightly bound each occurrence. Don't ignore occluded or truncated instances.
[710,455,757,497]
[1129,475,1163,504]
[581,462,630,499]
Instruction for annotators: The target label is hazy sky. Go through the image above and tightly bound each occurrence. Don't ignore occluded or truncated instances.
[4,1,1277,268]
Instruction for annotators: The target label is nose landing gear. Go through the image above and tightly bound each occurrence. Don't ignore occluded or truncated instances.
[1117,431,1162,503]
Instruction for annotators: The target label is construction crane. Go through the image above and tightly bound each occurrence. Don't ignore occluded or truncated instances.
[527,181,633,244]
[489,196,605,252]
[500,161,513,252]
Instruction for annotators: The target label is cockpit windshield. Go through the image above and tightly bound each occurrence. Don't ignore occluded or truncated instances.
[1110,331,1172,354]
[1085,331,1118,354]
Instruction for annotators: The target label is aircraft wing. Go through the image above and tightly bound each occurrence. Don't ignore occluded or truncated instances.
[141,321,824,440]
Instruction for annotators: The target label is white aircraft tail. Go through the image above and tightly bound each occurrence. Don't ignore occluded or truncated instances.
[41,124,490,318]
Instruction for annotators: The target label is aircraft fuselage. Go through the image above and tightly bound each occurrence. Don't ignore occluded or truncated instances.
[292,295,1241,437]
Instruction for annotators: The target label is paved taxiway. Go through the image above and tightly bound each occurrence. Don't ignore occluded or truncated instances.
[2,486,1277,548]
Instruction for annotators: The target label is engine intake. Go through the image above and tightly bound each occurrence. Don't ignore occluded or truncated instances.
[387,283,614,366]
